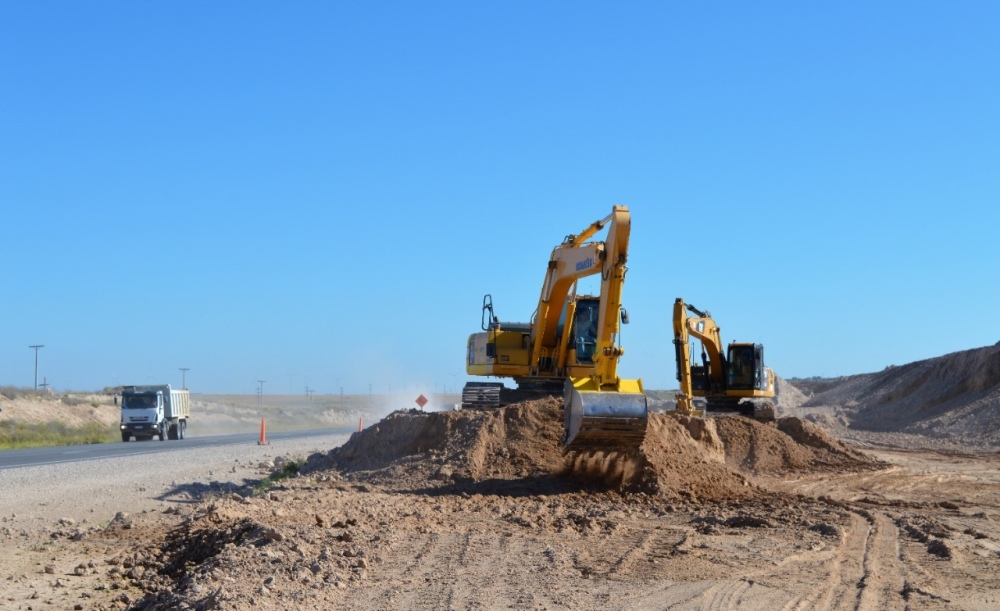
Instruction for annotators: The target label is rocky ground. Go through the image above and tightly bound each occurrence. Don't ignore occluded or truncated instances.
[3,396,1000,610]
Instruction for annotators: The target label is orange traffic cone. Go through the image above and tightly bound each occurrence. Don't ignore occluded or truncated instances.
[358,416,363,432]
[258,418,268,445]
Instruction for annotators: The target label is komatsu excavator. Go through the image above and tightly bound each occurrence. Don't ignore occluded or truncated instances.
[673,298,776,421]
[464,205,648,453]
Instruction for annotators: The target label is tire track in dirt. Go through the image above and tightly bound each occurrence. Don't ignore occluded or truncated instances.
[607,527,688,577]
[856,510,906,611]
[776,512,869,610]
[698,579,754,609]
[354,528,575,610]
[770,509,907,611]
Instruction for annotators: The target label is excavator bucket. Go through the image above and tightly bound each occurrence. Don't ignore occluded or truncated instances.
[563,377,648,453]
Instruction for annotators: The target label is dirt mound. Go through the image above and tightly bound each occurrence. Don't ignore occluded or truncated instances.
[632,414,755,500]
[713,416,877,472]
[774,375,809,413]
[800,343,1000,445]
[307,397,568,488]
[306,397,879,501]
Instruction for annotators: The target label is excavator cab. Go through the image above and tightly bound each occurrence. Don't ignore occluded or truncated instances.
[726,343,768,391]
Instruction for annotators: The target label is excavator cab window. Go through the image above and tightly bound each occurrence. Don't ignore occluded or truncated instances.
[572,298,599,364]
[726,344,756,390]
[753,344,766,390]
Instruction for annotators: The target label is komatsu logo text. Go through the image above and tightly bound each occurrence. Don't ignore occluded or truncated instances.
[575,257,594,272]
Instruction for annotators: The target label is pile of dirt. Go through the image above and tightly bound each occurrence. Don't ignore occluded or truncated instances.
[713,415,877,472]
[306,397,568,488]
[798,342,1000,444]
[631,414,754,500]
[774,375,809,414]
[306,397,879,502]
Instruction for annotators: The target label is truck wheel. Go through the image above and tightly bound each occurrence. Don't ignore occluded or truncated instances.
[168,424,177,440]
[158,426,165,441]
[179,420,186,440]
[121,432,130,442]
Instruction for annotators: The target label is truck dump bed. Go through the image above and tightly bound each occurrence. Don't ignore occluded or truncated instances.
[166,389,190,420]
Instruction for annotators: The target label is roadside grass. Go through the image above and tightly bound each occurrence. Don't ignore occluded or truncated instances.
[254,457,306,496]
[0,421,118,450]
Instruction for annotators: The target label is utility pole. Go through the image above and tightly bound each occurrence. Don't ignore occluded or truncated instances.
[28,345,44,392]
[257,380,265,408]
[39,377,49,392]
[179,368,189,390]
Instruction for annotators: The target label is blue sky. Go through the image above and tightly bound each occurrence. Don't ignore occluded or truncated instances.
[1,2,997,394]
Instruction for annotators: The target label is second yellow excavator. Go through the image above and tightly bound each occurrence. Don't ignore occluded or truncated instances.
[463,205,648,453]
[673,297,776,420]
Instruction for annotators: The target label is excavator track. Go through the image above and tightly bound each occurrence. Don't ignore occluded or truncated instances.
[705,398,776,422]
[461,380,566,410]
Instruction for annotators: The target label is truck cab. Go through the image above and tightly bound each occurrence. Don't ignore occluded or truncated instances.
[119,389,165,441]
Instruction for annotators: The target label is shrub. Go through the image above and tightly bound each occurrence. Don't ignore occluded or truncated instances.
[254,457,306,495]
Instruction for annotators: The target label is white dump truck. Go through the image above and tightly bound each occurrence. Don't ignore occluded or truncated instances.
[118,384,190,442]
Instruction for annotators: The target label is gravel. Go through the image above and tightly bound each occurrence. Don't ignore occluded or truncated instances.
[0,432,352,527]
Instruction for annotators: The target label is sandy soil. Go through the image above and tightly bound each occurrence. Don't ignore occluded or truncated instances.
[3,395,1000,610]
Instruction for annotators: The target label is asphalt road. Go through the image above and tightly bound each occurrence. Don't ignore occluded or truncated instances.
[0,426,356,471]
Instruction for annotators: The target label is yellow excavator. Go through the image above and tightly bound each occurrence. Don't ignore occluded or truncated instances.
[464,205,648,452]
[673,297,776,420]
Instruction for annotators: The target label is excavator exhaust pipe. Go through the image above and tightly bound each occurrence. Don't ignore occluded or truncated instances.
[563,378,648,453]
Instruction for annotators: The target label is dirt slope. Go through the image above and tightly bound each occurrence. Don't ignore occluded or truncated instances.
[0,392,119,428]
[795,342,1000,444]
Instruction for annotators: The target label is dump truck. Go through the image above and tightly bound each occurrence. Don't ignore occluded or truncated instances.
[118,384,191,442]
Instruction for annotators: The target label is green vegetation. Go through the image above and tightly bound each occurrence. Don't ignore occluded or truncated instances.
[0,421,118,450]
[254,457,307,496]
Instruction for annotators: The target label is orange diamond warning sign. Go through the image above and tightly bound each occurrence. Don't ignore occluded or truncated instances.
[415,394,428,409]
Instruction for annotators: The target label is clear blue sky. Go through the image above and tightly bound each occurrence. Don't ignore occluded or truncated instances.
[2,2,998,394]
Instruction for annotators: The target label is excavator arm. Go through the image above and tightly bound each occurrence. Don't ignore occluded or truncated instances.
[593,206,630,384]
[673,298,724,416]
